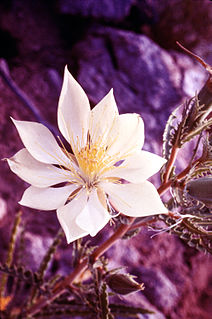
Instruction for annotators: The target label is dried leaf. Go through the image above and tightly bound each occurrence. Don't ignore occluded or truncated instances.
[122,228,140,240]
[0,295,12,311]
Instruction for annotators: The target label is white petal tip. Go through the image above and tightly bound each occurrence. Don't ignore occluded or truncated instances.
[65,235,72,245]
[18,197,30,208]
[11,117,22,128]
[18,199,24,206]
[64,65,69,75]
[89,231,98,237]
[64,65,73,79]
[64,230,88,244]
[161,158,167,165]
[161,208,169,214]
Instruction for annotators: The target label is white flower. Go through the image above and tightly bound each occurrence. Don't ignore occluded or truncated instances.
[7,66,167,243]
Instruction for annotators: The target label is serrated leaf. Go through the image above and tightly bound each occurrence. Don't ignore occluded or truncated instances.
[0,263,43,287]
[100,282,110,319]
[163,94,212,166]
[38,229,63,280]
[182,118,212,144]
[163,104,181,160]
[35,308,93,318]
[110,303,154,315]
[122,228,140,240]
[160,214,212,255]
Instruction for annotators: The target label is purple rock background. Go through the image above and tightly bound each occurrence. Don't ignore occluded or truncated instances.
[0,1,212,318]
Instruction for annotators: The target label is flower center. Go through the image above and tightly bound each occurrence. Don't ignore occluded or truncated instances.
[76,143,109,180]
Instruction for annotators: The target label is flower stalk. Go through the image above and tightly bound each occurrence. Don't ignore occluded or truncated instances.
[162,144,179,183]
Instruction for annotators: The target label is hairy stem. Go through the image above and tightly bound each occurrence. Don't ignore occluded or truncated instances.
[91,218,135,262]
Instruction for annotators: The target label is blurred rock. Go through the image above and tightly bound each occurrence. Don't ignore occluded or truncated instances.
[23,232,53,271]
[73,27,179,113]
[139,266,179,312]
[72,26,206,150]
[57,0,212,61]
[107,228,212,319]
[57,0,134,21]
[149,0,212,55]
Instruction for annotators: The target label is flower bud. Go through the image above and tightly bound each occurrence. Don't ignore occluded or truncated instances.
[106,273,144,295]
[186,177,212,208]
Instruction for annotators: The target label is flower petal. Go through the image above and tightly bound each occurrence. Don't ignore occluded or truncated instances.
[76,189,110,236]
[58,66,90,149]
[103,151,166,183]
[12,118,70,166]
[19,184,77,210]
[106,114,144,159]
[7,148,70,188]
[89,89,119,144]
[102,181,167,217]
[57,189,89,243]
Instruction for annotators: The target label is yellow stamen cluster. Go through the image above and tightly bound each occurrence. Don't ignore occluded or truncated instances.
[76,143,110,180]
